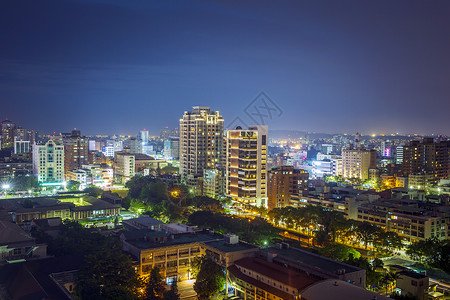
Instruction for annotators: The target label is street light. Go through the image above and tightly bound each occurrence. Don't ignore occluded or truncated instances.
[2,184,10,198]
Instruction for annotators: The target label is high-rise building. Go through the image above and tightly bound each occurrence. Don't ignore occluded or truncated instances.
[1,119,16,148]
[267,166,309,210]
[179,106,224,186]
[160,127,171,140]
[62,130,89,177]
[123,137,143,154]
[342,148,376,180]
[396,145,404,165]
[226,125,268,207]
[32,140,65,183]
[14,137,30,154]
[114,152,135,184]
[139,129,149,145]
[164,137,179,160]
[402,138,450,182]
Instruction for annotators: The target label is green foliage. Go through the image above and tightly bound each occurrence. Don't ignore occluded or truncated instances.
[44,220,120,256]
[67,180,80,191]
[188,211,279,246]
[320,243,361,262]
[163,280,180,300]
[122,196,132,210]
[146,267,165,300]
[11,175,39,192]
[345,254,382,287]
[194,256,225,299]
[84,185,103,197]
[161,165,179,174]
[75,250,141,300]
[406,238,449,272]
[190,196,223,212]
[126,176,157,199]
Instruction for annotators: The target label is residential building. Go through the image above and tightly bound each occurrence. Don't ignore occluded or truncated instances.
[202,168,224,199]
[267,166,309,210]
[62,130,89,178]
[394,269,429,300]
[226,125,268,207]
[123,137,142,154]
[32,139,65,183]
[402,138,450,183]
[14,138,30,154]
[179,106,224,186]
[342,148,376,180]
[164,137,180,160]
[65,169,87,188]
[1,119,16,148]
[114,152,135,183]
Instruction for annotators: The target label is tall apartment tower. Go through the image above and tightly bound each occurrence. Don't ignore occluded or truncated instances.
[402,138,450,182]
[342,148,376,180]
[32,140,65,183]
[267,166,309,210]
[226,125,268,207]
[1,119,16,148]
[114,152,135,184]
[179,106,224,186]
[62,130,89,177]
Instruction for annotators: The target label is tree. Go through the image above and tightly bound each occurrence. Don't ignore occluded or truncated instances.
[67,180,80,191]
[163,280,180,300]
[194,256,225,299]
[12,175,39,192]
[75,250,141,300]
[146,267,165,300]
[320,244,361,262]
[355,222,382,249]
[84,185,103,197]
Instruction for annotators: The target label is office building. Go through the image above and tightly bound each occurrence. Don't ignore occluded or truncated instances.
[179,106,224,186]
[123,137,142,154]
[139,129,149,145]
[226,125,268,207]
[62,130,89,178]
[402,138,450,183]
[1,119,16,148]
[268,166,309,210]
[114,152,135,183]
[164,137,179,160]
[32,140,65,183]
[342,148,376,180]
[14,138,30,154]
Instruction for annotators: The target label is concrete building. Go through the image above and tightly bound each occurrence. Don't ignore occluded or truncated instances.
[402,138,450,183]
[139,129,149,145]
[62,130,89,178]
[123,137,142,154]
[32,139,65,183]
[114,152,135,184]
[267,166,309,210]
[396,145,404,165]
[226,125,268,207]
[179,106,224,186]
[1,119,16,148]
[164,137,179,160]
[14,138,30,154]
[342,148,376,180]
[202,168,224,199]
[65,169,87,188]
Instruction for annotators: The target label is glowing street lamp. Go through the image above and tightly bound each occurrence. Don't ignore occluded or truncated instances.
[2,184,10,198]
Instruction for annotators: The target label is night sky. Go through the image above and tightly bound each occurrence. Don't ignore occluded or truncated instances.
[1,0,449,136]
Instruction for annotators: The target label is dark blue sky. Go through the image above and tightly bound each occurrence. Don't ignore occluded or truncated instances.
[1,0,449,136]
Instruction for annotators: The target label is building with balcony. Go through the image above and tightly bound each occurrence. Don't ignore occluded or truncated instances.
[226,125,268,207]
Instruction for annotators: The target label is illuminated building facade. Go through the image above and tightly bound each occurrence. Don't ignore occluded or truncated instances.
[1,119,16,148]
[226,125,268,207]
[62,130,89,178]
[179,106,224,186]
[32,139,65,183]
[402,138,450,183]
[342,148,376,180]
[267,166,309,210]
[114,152,135,183]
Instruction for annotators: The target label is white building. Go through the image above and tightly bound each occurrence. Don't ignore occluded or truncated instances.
[32,140,65,183]
[14,138,30,154]
[114,152,135,184]
[179,106,224,186]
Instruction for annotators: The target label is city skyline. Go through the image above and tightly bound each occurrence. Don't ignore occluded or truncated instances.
[1,0,450,135]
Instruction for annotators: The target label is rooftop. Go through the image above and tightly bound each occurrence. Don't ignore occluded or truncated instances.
[0,220,35,246]
[261,245,361,275]
[300,279,390,300]
[126,231,222,250]
[397,270,428,280]
[233,257,319,290]
[203,240,258,253]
